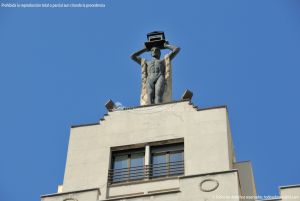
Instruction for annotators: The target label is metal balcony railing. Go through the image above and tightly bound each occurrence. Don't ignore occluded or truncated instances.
[108,160,184,184]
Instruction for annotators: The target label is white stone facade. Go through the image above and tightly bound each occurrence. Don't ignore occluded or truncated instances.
[41,100,300,201]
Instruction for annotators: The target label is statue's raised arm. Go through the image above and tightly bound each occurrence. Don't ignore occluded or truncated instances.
[130,46,147,65]
[164,43,180,60]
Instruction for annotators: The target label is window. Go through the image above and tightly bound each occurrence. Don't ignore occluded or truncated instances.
[108,141,184,184]
[151,143,184,178]
[110,149,144,183]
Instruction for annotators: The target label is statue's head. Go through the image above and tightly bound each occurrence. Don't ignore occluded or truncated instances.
[151,47,161,59]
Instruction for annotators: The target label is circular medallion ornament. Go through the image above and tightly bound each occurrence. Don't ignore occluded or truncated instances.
[200,179,219,192]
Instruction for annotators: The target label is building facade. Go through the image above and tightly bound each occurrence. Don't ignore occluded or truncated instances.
[41,100,300,201]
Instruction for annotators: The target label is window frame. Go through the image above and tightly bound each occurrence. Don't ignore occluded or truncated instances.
[111,149,145,183]
[109,140,184,184]
[151,143,184,178]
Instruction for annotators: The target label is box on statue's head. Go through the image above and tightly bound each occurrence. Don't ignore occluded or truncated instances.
[147,31,165,42]
[145,31,168,50]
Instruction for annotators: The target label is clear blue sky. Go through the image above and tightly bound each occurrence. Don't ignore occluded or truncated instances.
[0,0,300,200]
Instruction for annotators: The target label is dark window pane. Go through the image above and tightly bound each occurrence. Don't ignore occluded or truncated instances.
[131,153,144,167]
[151,143,183,153]
[153,153,167,164]
[152,153,167,177]
[114,155,128,169]
[130,153,144,180]
[113,155,128,182]
[170,152,184,176]
[170,152,183,162]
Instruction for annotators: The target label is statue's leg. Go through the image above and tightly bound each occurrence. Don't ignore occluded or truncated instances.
[154,75,165,104]
[147,79,155,104]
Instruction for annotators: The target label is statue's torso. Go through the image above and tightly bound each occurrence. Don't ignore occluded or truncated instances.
[146,59,165,81]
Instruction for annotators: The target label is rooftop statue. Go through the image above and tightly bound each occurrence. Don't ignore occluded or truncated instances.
[131,31,180,105]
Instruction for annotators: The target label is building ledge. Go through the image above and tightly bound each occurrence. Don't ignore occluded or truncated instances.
[40,188,100,198]
[121,99,191,111]
[108,175,180,187]
[279,184,300,189]
[179,169,238,180]
[71,122,100,128]
[102,188,180,201]
[120,99,227,112]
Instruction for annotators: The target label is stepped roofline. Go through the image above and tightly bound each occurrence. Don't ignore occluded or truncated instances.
[70,100,228,129]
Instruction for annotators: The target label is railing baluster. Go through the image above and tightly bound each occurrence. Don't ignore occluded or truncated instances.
[108,160,184,184]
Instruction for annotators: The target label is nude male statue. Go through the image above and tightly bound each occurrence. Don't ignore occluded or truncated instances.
[131,43,180,104]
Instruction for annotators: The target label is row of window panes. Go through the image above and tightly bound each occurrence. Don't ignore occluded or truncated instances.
[111,143,184,183]
[152,151,183,177]
[113,152,145,182]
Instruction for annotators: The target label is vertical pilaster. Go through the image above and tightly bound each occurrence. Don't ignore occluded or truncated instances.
[145,145,150,166]
[145,145,150,179]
